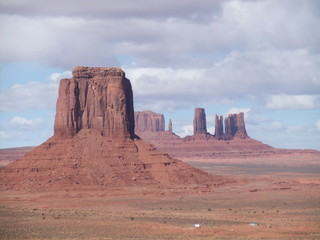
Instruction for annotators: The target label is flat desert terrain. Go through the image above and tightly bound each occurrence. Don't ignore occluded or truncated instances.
[0,155,319,240]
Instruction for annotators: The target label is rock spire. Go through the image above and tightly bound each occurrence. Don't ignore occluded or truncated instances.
[193,108,207,135]
[214,115,224,140]
[168,119,173,132]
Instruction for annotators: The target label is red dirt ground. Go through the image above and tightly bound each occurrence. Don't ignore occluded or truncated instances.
[0,153,319,240]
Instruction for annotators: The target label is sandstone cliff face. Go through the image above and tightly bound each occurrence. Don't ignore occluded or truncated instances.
[193,108,207,135]
[54,66,135,139]
[135,111,165,132]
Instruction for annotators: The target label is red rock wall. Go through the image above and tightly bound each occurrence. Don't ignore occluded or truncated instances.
[54,66,135,139]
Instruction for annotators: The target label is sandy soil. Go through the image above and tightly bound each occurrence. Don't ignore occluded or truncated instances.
[0,158,319,240]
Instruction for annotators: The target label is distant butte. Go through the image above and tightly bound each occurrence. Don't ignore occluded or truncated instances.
[0,67,226,192]
[133,109,319,159]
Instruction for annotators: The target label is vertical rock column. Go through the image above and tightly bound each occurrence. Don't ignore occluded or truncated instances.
[233,112,248,139]
[214,115,224,139]
[193,108,207,135]
[168,119,173,132]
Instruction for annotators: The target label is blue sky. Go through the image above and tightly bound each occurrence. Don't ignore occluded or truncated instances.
[0,0,320,150]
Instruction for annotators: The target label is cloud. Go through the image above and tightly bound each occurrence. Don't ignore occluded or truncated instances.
[1,0,319,69]
[11,117,43,129]
[178,125,193,137]
[265,94,320,110]
[49,71,71,82]
[126,48,320,111]
[1,1,319,113]
[226,107,251,115]
[0,0,223,20]
[0,71,70,112]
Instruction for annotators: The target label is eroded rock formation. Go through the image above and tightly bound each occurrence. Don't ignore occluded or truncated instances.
[0,67,220,192]
[224,113,248,139]
[214,113,248,140]
[168,119,173,132]
[54,66,135,139]
[193,108,207,135]
[214,115,224,140]
[135,111,165,132]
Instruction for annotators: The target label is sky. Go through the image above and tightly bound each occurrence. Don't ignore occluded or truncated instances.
[0,0,320,150]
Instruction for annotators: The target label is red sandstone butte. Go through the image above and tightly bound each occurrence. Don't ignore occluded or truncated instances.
[135,111,165,132]
[54,66,135,139]
[0,67,224,191]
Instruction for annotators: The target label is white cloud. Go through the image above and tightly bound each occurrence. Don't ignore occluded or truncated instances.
[49,71,71,82]
[11,117,43,129]
[0,71,69,111]
[0,1,319,114]
[226,107,251,115]
[265,94,320,110]
[1,0,319,70]
[207,126,215,135]
[0,0,223,20]
[178,125,193,137]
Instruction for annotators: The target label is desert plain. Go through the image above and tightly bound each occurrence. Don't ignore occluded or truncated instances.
[0,152,319,240]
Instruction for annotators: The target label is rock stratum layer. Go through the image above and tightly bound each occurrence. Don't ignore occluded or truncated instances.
[0,67,223,192]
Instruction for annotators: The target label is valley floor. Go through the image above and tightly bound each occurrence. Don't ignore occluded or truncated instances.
[0,156,319,240]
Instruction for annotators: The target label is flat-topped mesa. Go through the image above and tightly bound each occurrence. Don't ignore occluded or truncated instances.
[193,108,207,135]
[135,111,165,132]
[54,66,135,139]
[224,112,248,139]
[72,66,125,78]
